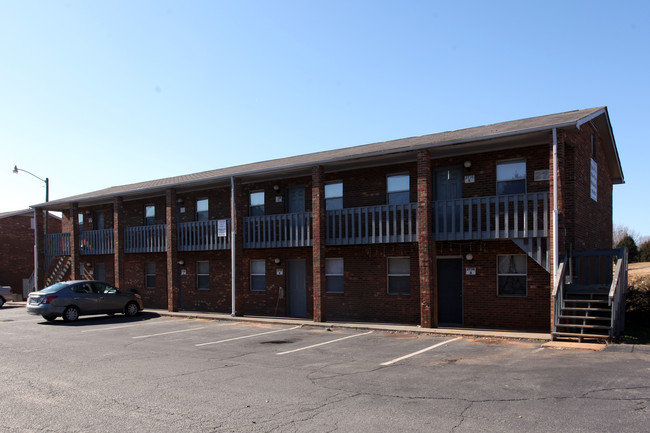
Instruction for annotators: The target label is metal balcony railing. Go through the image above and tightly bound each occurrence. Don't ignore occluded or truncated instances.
[433,192,548,241]
[125,224,167,253]
[178,220,230,251]
[80,229,114,255]
[244,212,312,248]
[325,203,418,245]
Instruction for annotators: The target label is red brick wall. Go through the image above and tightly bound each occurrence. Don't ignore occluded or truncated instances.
[123,253,167,309]
[438,240,551,331]
[0,213,61,296]
[562,125,614,251]
[324,244,421,323]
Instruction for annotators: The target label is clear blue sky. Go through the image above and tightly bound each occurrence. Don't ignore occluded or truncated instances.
[2,1,648,239]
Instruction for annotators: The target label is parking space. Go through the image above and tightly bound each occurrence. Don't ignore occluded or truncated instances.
[2,306,648,433]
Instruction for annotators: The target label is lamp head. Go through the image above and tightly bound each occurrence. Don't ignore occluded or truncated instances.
[12,165,18,174]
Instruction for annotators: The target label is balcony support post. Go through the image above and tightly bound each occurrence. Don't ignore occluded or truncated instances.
[113,197,125,289]
[231,176,245,316]
[166,188,179,312]
[418,150,437,328]
[70,203,81,280]
[34,207,45,290]
[312,165,326,322]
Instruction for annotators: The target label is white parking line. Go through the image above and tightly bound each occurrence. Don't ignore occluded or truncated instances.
[277,331,373,355]
[195,325,301,347]
[81,319,190,332]
[132,327,207,339]
[380,337,462,366]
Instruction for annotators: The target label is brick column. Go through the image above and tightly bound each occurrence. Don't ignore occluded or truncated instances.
[231,177,245,316]
[312,165,326,322]
[113,197,125,289]
[34,207,45,290]
[417,150,437,328]
[166,188,179,312]
[70,203,81,280]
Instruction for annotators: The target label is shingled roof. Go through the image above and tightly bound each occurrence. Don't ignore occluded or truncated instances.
[36,106,623,211]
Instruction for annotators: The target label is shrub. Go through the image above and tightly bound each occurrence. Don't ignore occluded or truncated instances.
[639,241,650,263]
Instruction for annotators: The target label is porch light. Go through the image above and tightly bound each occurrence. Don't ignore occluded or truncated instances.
[177,260,185,266]
[274,258,281,264]
[464,160,472,169]
[465,253,473,262]
[273,185,280,193]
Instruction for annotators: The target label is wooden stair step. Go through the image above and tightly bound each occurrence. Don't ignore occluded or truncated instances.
[556,323,611,330]
[563,299,608,304]
[561,307,610,313]
[558,315,610,321]
[552,331,610,340]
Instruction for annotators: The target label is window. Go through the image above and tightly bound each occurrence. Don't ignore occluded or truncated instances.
[145,262,156,289]
[325,182,343,210]
[78,213,84,230]
[250,260,266,291]
[387,257,410,295]
[196,199,209,221]
[197,261,210,290]
[387,174,410,204]
[250,191,264,216]
[145,205,156,226]
[326,258,344,293]
[497,255,527,297]
[497,160,526,195]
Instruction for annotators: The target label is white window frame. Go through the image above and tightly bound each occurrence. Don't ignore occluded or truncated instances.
[325,182,343,210]
[497,255,527,297]
[197,261,210,290]
[196,199,209,221]
[145,262,156,289]
[387,174,410,205]
[250,259,266,292]
[496,159,526,196]
[145,205,156,226]
[326,258,344,293]
[250,191,265,216]
[387,257,410,295]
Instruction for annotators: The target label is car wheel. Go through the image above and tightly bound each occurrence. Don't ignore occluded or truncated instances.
[62,306,80,322]
[124,302,139,317]
[0,297,5,308]
[42,314,57,321]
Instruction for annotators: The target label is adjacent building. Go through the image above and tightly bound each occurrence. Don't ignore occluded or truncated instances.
[0,209,61,298]
[31,107,627,339]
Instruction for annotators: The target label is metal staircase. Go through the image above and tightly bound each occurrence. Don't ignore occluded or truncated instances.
[45,256,72,287]
[552,247,628,342]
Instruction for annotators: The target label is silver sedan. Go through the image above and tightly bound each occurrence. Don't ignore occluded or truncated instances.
[26,280,143,322]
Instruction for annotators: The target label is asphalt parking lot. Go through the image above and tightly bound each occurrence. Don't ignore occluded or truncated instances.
[1,305,648,432]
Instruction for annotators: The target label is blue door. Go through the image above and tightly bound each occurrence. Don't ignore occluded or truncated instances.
[437,258,463,324]
[287,259,307,317]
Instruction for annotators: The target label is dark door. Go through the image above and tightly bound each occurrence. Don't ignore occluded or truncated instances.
[437,258,463,324]
[286,186,305,213]
[435,168,462,235]
[287,259,307,317]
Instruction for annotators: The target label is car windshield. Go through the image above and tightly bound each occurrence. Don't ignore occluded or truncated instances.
[40,283,70,294]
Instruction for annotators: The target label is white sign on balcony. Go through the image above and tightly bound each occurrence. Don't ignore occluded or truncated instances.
[218,219,228,237]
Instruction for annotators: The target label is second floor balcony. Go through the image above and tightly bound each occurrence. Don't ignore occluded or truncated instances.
[43,192,550,257]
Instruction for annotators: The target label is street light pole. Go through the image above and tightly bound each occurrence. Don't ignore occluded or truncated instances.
[13,165,50,234]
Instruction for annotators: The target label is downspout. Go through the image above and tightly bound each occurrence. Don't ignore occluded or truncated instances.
[230,176,236,316]
[552,128,559,287]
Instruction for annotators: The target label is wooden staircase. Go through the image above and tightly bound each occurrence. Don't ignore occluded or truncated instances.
[45,256,71,287]
[552,247,628,343]
[553,289,612,342]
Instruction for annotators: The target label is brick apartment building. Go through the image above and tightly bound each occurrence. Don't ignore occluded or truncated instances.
[0,209,61,298]
[30,107,627,338]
